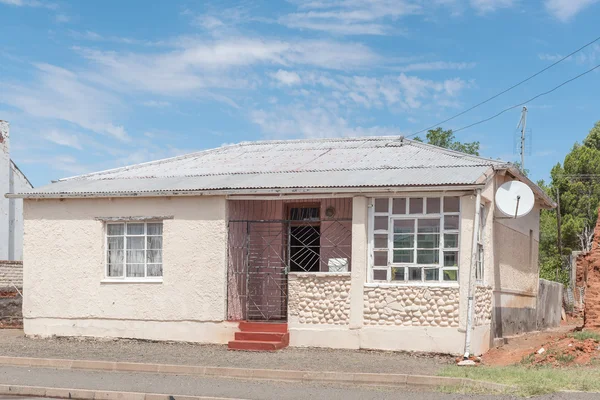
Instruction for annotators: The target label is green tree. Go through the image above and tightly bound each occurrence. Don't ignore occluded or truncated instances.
[414,127,480,156]
[539,121,600,284]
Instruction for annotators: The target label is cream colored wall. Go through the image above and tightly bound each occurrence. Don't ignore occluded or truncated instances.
[23,196,235,343]
[492,174,541,296]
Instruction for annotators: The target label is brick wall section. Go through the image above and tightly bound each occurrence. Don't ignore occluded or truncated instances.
[0,261,23,289]
[579,207,600,328]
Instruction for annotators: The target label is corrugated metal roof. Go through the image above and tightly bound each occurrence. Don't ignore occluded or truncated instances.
[14,137,510,197]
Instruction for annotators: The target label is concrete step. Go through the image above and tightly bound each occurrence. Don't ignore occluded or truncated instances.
[227,340,287,351]
[238,322,288,333]
[234,332,289,342]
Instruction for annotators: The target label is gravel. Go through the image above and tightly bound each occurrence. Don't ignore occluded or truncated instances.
[0,330,452,375]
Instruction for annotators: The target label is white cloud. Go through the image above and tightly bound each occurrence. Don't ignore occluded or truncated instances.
[250,105,403,139]
[280,0,420,35]
[397,61,476,72]
[46,129,83,150]
[142,100,171,108]
[271,70,302,85]
[538,44,600,65]
[469,0,516,13]
[0,0,56,8]
[54,13,70,23]
[545,0,599,21]
[0,63,130,141]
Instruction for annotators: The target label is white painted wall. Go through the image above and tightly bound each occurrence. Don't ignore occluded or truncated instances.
[0,121,32,261]
[23,196,237,342]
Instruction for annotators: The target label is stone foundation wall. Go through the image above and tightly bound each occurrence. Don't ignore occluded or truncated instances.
[0,261,23,288]
[474,286,492,326]
[363,286,460,327]
[0,289,22,328]
[288,273,351,325]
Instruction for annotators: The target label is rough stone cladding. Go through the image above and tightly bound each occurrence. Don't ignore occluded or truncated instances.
[364,286,459,327]
[474,286,493,326]
[288,274,351,325]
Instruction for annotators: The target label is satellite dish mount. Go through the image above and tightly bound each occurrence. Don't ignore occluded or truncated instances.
[495,181,534,219]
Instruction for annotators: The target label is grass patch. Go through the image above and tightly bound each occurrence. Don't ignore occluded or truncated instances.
[570,331,600,342]
[440,365,600,397]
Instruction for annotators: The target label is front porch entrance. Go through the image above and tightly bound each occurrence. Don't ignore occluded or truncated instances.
[227,199,352,321]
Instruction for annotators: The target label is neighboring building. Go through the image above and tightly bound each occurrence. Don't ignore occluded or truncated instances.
[11,137,555,355]
[0,121,32,261]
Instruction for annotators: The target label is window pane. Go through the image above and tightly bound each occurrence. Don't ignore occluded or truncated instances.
[417,250,439,264]
[107,250,124,265]
[147,223,163,235]
[445,215,459,230]
[391,267,405,281]
[127,223,145,235]
[426,198,440,214]
[374,198,389,213]
[444,270,458,281]
[147,236,163,250]
[444,251,459,267]
[147,250,162,263]
[392,198,406,214]
[107,237,124,250]
[409,198,423,214]
[444,196,460,213]
[107,224,124,236]
[374,216,388,231]
[444,234,459,248]
[408,267,422,281]
[373,269,387,281]
[147,264,163,277]
[393,219,414,233]
[393,234,413,249]
[374,251,387,266]
[374,234,388,249]
[425,268,439,281]
[107,264,123,277]
[126,264,145,277]
[127,250,145,263]
[417,234,439,249]
[393,250,413,263]
[127,237,144,250]
[418,219,440,233]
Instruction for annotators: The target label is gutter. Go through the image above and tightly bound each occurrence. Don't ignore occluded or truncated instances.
[6,184,486,200]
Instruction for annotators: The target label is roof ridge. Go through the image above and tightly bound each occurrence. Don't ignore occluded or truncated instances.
[403,138,506,165]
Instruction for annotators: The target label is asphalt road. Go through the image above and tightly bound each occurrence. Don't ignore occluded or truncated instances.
[0,366,596,400]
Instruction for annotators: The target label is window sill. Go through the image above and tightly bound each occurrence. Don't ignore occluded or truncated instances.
[365,282,459,288]
[101,278,163,284]
[288,271,351,278]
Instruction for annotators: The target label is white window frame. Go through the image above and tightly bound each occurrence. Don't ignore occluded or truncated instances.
[370,196,460,285]
[103,221,164,283]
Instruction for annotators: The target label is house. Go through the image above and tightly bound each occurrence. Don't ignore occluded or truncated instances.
[9,136,556,355]
[0,121,32,261]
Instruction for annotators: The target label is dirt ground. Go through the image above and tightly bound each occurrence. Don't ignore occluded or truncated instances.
[482,319,594,366]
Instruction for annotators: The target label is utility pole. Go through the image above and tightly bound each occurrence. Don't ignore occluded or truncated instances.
[518,106,528,172]
[556,186,562,281]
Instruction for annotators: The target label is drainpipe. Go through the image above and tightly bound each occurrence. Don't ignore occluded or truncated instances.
[463,188,482,360]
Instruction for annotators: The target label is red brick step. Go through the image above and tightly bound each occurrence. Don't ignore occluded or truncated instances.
[229,322,289,351]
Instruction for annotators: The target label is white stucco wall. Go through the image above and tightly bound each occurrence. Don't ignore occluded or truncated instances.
[0,121,10,261]
[23,196,236,342]
[9,162,31,261]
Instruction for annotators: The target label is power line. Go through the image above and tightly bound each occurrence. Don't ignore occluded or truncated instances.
[448,63,600,134]
[406,34,600,138]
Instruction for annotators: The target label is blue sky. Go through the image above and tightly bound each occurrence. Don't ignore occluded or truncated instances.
[1,0,599,187]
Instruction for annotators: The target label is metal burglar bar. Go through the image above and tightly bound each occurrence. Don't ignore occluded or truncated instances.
[227,216,352,321]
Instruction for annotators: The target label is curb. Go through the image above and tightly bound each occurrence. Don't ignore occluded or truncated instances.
[0,356,510,392]
[0,384,247,400]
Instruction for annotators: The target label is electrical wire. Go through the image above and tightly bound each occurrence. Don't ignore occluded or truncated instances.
[448,63,600,134]
[406,34,600,138]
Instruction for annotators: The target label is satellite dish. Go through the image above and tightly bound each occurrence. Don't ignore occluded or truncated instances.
[495,181,535,218]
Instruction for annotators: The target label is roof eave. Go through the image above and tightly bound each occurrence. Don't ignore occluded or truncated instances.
[7,183,485,200]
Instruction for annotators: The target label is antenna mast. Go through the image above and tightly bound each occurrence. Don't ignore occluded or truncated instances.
[517,106,528,172]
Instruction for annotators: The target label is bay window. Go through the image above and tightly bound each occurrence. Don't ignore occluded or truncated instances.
[371,196,460,283]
